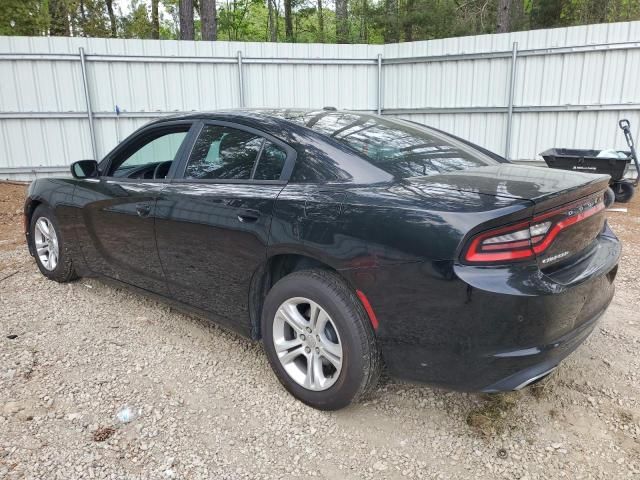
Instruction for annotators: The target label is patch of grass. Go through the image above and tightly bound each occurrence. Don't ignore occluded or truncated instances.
[528,372,556,399]
[466,393,519,436]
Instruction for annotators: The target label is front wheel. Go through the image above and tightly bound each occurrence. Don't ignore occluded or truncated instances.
[29,205,78,283]
[261,269,380,410]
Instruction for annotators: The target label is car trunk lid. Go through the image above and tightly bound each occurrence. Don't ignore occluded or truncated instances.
[409,164,610,268]
[408,164,609,207]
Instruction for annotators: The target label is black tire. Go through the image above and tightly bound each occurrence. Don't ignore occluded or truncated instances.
[261,269,381,410]
[29,204,78,283]
[613,182,635,203]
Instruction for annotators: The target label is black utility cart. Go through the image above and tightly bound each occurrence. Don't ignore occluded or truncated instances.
[540,119,640,203]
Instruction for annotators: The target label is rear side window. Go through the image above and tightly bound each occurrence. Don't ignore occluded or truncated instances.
[184,125,287,181]
[308,113,496,179]
[260,110,497,180]
[254,141,287,180]
[185,125,262,180]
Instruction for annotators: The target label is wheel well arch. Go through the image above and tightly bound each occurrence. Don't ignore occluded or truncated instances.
[24,196,51,223]
[24,198,43,220]
[24,198,44,251]
[248,253,344,340]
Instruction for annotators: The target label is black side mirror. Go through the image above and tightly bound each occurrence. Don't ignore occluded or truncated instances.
[71,160,99,179]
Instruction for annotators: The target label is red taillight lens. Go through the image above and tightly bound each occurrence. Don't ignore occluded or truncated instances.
[463,196,604,264]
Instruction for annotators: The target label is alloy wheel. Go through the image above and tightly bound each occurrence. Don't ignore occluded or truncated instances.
[34,217,59,271]
[272,297,343,391]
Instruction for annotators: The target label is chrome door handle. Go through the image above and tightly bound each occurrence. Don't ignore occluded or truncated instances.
[237,209,260,223]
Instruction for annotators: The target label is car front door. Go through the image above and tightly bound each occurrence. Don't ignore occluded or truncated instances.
[73,121,196,294]
[155,121,295,332]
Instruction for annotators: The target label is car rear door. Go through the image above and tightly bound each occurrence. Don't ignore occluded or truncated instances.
[155,121,295,332]
[73,121,196,295]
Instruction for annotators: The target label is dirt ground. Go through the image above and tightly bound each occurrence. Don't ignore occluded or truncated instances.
[1,181,639,479]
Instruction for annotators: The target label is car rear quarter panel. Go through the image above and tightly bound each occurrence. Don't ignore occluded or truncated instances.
[270,180,619,391]
[270,181,533,269]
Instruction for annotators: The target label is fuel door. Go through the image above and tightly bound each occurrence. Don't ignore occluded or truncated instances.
[304,190,346,220]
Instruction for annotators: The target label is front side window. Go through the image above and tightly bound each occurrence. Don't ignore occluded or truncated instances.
[184,125,287,181]
[109,128,189,179]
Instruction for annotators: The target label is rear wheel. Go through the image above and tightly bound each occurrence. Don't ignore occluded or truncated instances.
[30,205,78,283]
[612,182,635,203]
[261,269,380,410]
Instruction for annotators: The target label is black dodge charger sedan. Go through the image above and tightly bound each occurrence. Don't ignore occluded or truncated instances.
[24,109,620,410]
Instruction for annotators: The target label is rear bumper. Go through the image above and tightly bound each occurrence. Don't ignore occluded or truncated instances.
[346,228,620,391]
[480,302,606,392]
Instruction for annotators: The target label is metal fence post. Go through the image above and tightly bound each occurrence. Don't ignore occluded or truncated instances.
[504,41,518,160]
[79,47,98,160]
[377,53,383,115]
[237,50,245,108]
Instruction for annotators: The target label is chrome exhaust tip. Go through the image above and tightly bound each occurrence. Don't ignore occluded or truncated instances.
[513,367,556,390]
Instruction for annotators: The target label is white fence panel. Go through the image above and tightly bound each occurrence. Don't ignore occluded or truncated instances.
[1,21,639,181]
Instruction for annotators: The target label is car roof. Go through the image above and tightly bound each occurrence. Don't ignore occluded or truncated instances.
[143,109,501,184]
[147,108,373,133]
[143,109,398,185]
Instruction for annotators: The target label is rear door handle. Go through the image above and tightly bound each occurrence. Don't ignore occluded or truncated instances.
[136,203,152,217]
[237,209,261,223]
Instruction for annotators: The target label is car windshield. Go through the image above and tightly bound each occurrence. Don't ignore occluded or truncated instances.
[269,110,497,179]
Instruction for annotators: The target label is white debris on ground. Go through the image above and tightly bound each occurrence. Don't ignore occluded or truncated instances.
[0,183,639,479]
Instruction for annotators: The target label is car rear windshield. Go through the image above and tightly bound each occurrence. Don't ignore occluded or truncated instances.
[275,110,497,179]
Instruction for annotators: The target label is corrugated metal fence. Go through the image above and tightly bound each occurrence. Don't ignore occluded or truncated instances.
[1,21,639,180]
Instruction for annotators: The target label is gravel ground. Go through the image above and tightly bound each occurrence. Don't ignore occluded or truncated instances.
[1,181,639,480]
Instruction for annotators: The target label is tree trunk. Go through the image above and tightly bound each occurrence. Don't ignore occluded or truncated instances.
[284,0,293,42]
[317,0,324,43]
[267,0,278,41]
[360,0,368,42]
[510,0,525,31]
[383,0,398,43]
[201,0,217,40]
[335,0,348,43]
[496,0,512,33]
[105,0,117,37]
[403,0,414,42]
[49,0,70,36]
[78,0,88,36]
[180,0,195,40]
[151,0,160,39]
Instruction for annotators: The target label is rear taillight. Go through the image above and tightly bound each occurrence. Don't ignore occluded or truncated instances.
[463,196,604,264]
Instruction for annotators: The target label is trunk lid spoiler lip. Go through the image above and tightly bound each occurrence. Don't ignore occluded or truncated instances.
[529,177,609,213]
[406,164,610,213]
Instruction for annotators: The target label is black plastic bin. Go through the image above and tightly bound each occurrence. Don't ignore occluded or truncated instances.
[540,120,640,203]
[540,148,630,181]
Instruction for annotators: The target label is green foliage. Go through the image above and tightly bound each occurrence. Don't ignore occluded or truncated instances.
[0,0,639,42]
[120,0,155,38]
[530,0,566,28]
[218,0,266,40]
[71,0,112,37]
[0,0,48,36]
